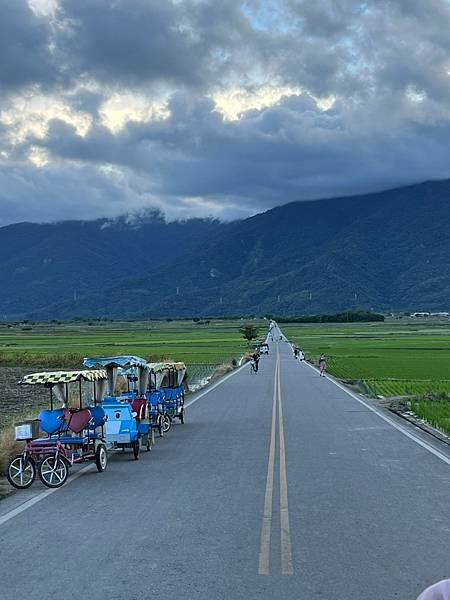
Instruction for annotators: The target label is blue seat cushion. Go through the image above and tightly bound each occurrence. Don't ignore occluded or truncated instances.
[88,406,106,429]
[58,436,86,444]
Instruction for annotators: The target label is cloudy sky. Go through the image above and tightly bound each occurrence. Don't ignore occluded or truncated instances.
[1,0,450,225]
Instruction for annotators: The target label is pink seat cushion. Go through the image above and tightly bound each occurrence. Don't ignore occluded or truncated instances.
[66,408,92,433]
[131,399,148,420]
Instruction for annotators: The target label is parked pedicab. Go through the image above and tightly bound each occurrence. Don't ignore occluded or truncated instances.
[146,363,169,437]
[7,369,108,489]
[119,364,163,446]
[83,355,154,458]
[158,362,187,431]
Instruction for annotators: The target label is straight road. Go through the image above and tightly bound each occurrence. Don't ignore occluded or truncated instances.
[0,330,449,599]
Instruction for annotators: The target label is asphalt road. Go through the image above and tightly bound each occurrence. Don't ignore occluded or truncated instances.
[0,329,449,600]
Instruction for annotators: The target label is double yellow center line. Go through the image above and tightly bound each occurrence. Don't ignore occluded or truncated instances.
[258,345,293,576]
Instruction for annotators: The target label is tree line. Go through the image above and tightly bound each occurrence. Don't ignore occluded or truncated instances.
[267,310,385,323]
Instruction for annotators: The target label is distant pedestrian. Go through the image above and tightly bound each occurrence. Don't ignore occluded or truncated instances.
[417,580,450,600]
[294,347,299,359]
[299,349,305,362]
[319,353,327,376]
[252,351,260,373]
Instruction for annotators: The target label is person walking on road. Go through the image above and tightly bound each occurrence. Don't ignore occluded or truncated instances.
[299,349,305,362]
[319,353,327,376]
[252,351,260,373]
[294,347,299,359]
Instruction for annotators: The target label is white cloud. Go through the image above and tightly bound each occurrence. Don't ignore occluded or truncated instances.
[99,93,170,133]
[212,85,302,121]
[405,86,427,104]
[0,91,92,146]
[28,0,59,17]
[28,145,50,167]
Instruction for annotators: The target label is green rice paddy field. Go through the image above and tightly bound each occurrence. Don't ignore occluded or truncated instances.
[283,321,450,399]
[0,319,258,367]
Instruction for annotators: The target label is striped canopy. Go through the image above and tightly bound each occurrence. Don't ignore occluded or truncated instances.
[162,362,186,371]
[19,369,108,385]
[147,362,186,373]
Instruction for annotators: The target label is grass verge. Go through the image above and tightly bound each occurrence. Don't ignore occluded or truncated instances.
[410,398,450,436]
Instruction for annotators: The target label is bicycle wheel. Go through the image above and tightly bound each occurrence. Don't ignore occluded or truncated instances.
[95,443,108,472]
[162,414,171,433]
[38,455,69,488]
[7,454,36,489]
[157,415,164,437]
[132,439,140,460]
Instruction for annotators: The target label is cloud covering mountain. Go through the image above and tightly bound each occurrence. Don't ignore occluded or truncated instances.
[1,0,450,225]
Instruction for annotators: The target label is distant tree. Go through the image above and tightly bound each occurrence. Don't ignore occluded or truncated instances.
[239,324,259,343]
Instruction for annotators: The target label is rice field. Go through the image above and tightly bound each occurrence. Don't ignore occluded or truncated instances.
[410,399,450,436]
[364,379,450,398]
[0,319,260,366]
[283,321,450,398]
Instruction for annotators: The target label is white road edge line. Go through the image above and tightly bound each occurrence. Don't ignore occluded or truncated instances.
[301,359,450,466]
[0,362,247,527]
[0,464,95,527]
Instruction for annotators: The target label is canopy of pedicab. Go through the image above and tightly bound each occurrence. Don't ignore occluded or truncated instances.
[19,369,108,385]
[83,355,150,396]
[155,362,186,387]
[82,355,148,369]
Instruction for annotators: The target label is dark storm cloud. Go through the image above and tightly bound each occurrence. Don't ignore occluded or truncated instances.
[57,0,257,89]
[0,0,55,90]
[33,89,450,216]
[1,0,450,225]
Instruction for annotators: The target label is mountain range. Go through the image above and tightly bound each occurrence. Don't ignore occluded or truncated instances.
[1,179,449,319]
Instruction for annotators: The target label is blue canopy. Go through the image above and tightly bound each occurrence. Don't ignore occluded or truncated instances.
[83,355,148,369]
[83,355,149,396]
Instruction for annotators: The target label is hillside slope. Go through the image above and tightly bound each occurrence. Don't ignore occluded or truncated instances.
[1,180,449,318]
